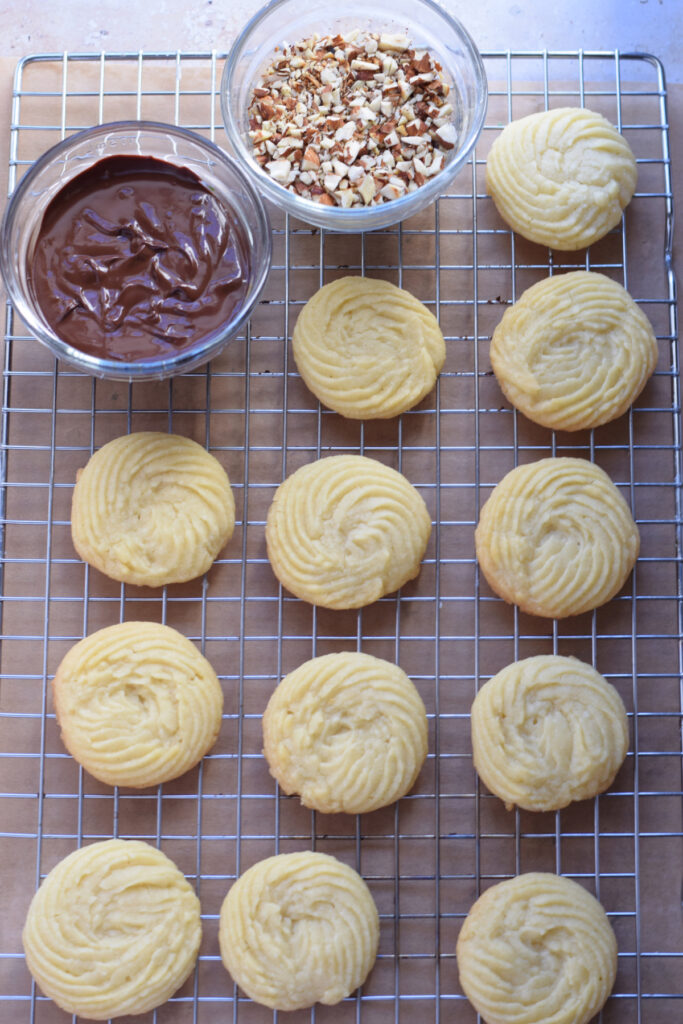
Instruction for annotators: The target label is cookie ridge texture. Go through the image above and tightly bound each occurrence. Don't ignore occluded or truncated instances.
[486,106,637,250]
[22,838,201,1020]
[71,431,235,587]
[471,654,629,811]
[292,276,446,419]
[475,457,639,618]
[53,621,224,788]
[263,651,428,813]
[265,454,431,609]
[490,271,657,431]
[456,872,618,1024]
[219,851,379,1011]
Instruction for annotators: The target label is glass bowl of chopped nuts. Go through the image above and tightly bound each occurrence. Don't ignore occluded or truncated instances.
[221,0,487,232]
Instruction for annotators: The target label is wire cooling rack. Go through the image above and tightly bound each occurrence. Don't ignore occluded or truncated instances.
[1,48,681,1024]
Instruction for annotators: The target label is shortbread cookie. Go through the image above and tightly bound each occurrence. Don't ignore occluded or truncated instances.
[71,431,235,587]
[457,873,617,1024]
[219,851,379,1011]
[292,276,446,419]
[23,839,201,1020]
[490,271,657,431]
[263,651,428,813]
[471,655,628,811]
[486,107,637,250]
[265,455,431,608]
[475,457,639,618]
[53,621,223,788]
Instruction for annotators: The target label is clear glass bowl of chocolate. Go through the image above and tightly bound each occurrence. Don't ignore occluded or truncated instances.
[221,0,487,233]
[0,121,272,380]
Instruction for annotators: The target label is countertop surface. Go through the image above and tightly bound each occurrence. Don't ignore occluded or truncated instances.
[1,0,682,81]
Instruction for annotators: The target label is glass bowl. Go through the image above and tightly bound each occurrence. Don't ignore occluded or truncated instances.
[0,121,272,381]
[221,0,487,233]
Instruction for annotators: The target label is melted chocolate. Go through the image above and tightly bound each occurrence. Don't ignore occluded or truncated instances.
[29,155,251,362]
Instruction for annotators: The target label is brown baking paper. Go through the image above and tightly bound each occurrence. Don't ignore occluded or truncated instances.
[0,53,682,1024]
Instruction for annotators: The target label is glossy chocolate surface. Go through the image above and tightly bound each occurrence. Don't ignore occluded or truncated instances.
[29,155,250,362]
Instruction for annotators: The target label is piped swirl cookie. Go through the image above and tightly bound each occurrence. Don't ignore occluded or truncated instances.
[265,455,431,608]
[22,839,201,1020]
[262,651,428,814]
[219,851,379,1011]
[292,276,446,419]
[486,106,637,250]
[475,457,639,618]
[456,873,617,1024]
[471,655,629,811]
[71,431,235,587]
[490,271,657,431]
[53,621,223,788]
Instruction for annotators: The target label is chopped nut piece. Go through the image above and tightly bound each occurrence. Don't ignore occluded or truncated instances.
[335,188,354,208]
[434,122,457,149]
[357,106,377,124]
[249,129,274,145]
[427,150,444,175]
[413,52,432,74]
[358,174,377,204]
[301,146,321,170]
[335,121,356,142]
[379,33,410,52]
[332,158,350,178]
[351,58,381,71]
[265,159,292,182]
[344,138,363,164]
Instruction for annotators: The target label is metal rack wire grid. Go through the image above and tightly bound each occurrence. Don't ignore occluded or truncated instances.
[0,47,681,1024]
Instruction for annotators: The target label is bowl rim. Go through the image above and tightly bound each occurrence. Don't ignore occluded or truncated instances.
[220,0,488,229]
[0,119,273,379]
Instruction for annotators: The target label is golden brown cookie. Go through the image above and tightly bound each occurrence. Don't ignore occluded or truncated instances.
[262,651,428,813]
[292,276,446,419]
[265,454,431,609]
[471,655,629,811]
[22,839,201,1020]
[486,107,637,250]
[456,873,618,1024]
[219,851,379,1011]
[475,457,639,618]
[53,621,223,788]
[490,271,657,430]
[71,431,235,587]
